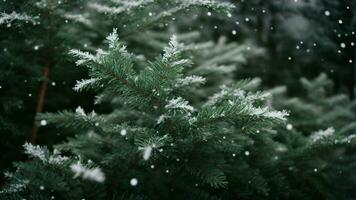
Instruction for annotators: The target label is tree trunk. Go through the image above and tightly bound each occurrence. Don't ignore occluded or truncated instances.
[30,62,50,144]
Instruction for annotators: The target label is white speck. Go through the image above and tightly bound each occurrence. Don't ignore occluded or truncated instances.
[349,60,353,63]
[245,17,249,22]
[51,82,56,86]
[288,57,292,60]
[40,120,47,126]
[244,151,250,156]
[310,127,335,143]
[207,12,211,16]
[95,122,99,126]
[314,168,318,172]
[120,129,127,136]
[33,45,39,50]
[165,97,194,112]
[39,185,44,190]
[286,124,293,130]
[338,19,343,24]
[157,114,168,124]
[150,165,155,169]
[142,145,153,160]
[324,10,330,16]
[340,43,346,48]
[28,93,32,97]
[227,12,232,18]
[70,162,105,183]
[148,12,153,16]
[232,153,236,157]
[232,30,237,35]
[75,106,86,116]
[165,169,169,173]
[130,178,138,186]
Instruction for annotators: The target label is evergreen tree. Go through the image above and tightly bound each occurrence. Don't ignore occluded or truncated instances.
[0,0,235,183]
[0,0,95,182]
[299,0,356,98]
[3,28,356,200]
[1,28,289,200]
[268,73,356,199]
[218,0,356,97]
[2,1,356,199]
[271,73,356,134]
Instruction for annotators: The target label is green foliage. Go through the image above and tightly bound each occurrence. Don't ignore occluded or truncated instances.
[1,1,356,200]
[1,29,288,200]
[0,0,95,179]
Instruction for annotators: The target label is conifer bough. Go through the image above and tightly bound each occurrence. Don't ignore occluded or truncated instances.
[1,29,289,199]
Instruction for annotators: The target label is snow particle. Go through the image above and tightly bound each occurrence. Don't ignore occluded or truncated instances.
[130,178,138,186]
[75,106,86,116]
[340,43,346,48]
[286,124,293,130]
[207,12,211,16]
[232,30,237,35]
[142,145,153,160]
[70,162,105,183]
[120,129,127,136]
[244,151,250,156]
[40,120,47,126]
[39,185,44,190]
[324,10,330,16]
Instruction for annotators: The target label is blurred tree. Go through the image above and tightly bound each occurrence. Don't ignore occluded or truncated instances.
[0,0,97,183]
